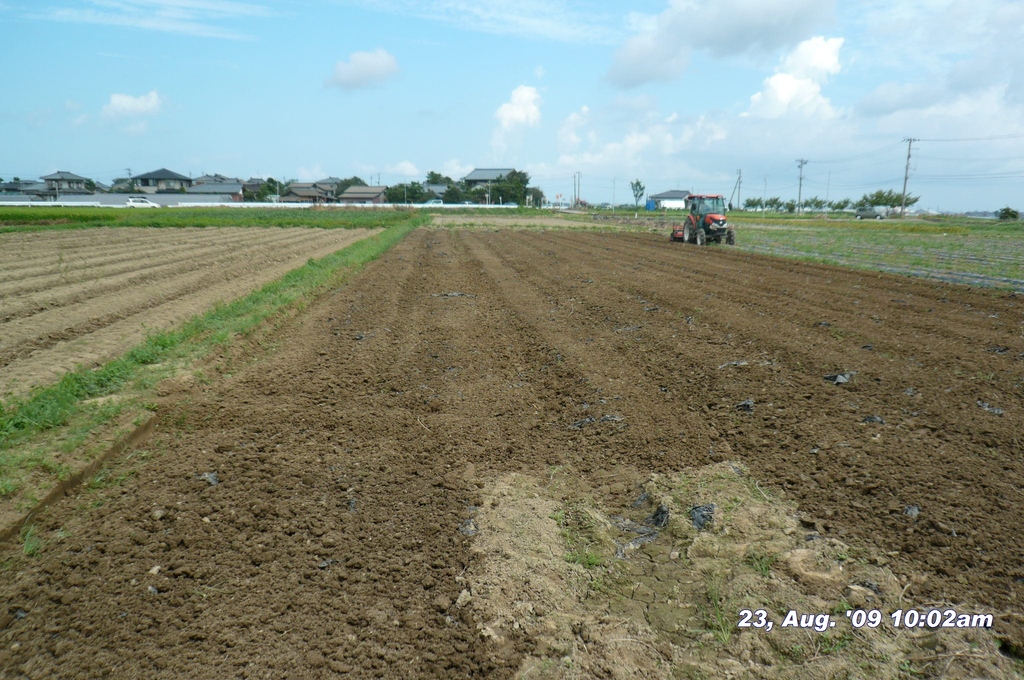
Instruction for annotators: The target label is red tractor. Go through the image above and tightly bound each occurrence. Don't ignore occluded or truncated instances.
[669,194,735,245]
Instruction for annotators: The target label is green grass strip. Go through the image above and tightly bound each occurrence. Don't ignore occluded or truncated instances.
[0,217,424,450]
[0,206,419,232]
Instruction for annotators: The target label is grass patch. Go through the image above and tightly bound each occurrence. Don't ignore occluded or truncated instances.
[701,571,733,644]
[0,215,424,492]
[20,524,41,557]
[0,206,419,232]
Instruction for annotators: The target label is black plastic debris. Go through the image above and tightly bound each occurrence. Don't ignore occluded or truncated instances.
[568,417,596,430]
[630,492,650,508]
[903,505,920,519]
[354,333,365,341]
[318,559,338,569]
[459,519,478,536]
[862,415,885,424]
[815,321,832,327]
[986,346,1010,354]
[690,504,715,531]
[977,400,1004,416]
[736,399,755,412]
[645,504,670,529]
[599,414,624,423]
[13,609,27,620]
[347,498,357,512]
[904,388,917,396]
[614,533,659,559]
[196,472,219,487]
[824,372,854,385]
[861,345,874,350]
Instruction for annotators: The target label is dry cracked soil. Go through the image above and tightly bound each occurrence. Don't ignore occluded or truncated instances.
[1,228,1022,678]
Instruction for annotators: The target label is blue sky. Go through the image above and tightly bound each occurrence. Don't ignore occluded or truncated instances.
[2,0,1023,211]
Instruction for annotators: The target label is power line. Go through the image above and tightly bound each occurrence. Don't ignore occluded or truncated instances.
[918,133,1024,142]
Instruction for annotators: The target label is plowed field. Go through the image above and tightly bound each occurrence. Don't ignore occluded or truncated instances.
[0,227,379,397]
[2,228,1022,677]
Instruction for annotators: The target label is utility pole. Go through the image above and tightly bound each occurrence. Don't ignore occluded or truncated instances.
[900,138,917,217]
[612,177,616,211]
[796,159,808,214]
[762,176,767,218]
[736,169,741,209]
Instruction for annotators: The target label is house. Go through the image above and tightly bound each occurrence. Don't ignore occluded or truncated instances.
[650,189,691,210]
[279,183,334,204]
[186,181,244,201]
[41,171,92,194]
[132,168,193,193]
[314,177,344,194]
[338,185,388,204]
[422,183,449,197]
[462,168,515,189]
[0,180,37,194]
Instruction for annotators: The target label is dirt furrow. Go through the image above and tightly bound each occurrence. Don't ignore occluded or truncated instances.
[0,229,377,395]
[0,227,315,296]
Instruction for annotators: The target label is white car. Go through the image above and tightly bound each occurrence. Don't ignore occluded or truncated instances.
[423,198,444,206]
[125,196,159,208]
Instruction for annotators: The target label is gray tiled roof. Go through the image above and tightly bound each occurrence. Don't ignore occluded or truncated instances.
[650,190,690,200]
[134,168,191,181]
[463,168,514,182]
[187,182,243,194]
[41,171,89,181]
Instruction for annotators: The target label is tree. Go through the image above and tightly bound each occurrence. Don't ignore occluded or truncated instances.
[630,179,645,208]
[84,179,97,192]
[334,176,367,198]
[859,189,918,213]
[384,183,426,204]
[743,197,763,211]
[828,198,851,212]
[998,206,1020,221]
[425,171,454,186]
[803,196,826,211]
[442,185,465,204]
[488,170,529,205]
[526,187,545,207]
[784,199,797,213]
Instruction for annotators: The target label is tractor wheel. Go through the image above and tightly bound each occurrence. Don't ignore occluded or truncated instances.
[696,228,707,246]
[683,223,692,243]
[726,229,736,245]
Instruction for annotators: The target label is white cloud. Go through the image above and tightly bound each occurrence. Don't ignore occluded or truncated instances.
[858,82,945,116]
[387,160,420,177]
[745,37,843,119]
[296,164,325,182]
[492,85,542,155]
[71,113,89,127]
[342,0,617,44]
[534,65,546,79]
[607,0,833,88]
[558,106,589,152]
[102,91,163,118]
[36,0,269,39]
[124,121,149,135]
[326,49,399,90]
[439,159,473,179]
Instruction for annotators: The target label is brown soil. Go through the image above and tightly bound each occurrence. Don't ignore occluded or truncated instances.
[0,227,379,397]
[1,229,1022,678]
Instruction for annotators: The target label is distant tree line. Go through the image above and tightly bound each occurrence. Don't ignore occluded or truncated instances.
[384,169,543,206]
[742,189,920,214]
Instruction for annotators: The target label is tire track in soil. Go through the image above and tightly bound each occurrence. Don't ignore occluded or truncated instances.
[474,229,1024,648]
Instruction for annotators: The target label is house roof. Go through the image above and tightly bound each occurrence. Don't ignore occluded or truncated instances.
[134,168,191,181]
[339,185,387,199]
[186,182,243,194]
[41,171,89,181]
[650,190,691,200]
[316,177,344,185]
[423,183,449,195]
[463,168,514,182]
[194,173,242,184]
